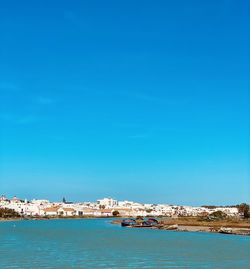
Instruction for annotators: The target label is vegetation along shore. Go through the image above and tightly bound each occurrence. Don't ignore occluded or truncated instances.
[112,213,250,236]
[1,207,250,236]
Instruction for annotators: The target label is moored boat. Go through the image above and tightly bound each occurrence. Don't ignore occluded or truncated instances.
[121,219,136,227]
[121,218,159,227]
[146,218,159,225]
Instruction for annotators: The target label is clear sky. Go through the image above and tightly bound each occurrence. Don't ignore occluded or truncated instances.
[0,0,249,205]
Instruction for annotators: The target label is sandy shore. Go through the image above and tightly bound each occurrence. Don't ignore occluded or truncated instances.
[0,218,22,222]
[2,217,250,235]
[112,218,250,236]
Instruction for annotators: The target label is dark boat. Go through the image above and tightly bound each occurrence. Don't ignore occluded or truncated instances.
[121,219,136,227]
[144,218,159,226]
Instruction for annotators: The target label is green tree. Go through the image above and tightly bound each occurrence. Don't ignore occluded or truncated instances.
[209,211,227,220]
[146,209,153,213]
[237,203,250,218]
[112,210,119,217]
[0,208,20,218]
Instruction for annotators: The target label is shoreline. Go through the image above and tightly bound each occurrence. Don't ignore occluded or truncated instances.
[0,216,115,222]
[1,217,250,236]
[112,218,250,236]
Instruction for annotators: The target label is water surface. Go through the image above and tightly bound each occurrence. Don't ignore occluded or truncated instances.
[0,219,249,269]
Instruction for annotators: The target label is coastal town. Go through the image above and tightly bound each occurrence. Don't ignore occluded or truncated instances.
[0,195,243,219]
[1,195,250,236]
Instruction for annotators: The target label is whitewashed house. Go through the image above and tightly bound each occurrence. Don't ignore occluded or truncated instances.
[57,208,76,217]
[97,198,118,208]
[42,206,60,216]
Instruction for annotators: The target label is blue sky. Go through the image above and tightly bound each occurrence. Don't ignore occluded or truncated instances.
[0,0,249,205]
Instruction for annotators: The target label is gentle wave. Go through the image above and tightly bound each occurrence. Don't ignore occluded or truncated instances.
[0,219,250,269]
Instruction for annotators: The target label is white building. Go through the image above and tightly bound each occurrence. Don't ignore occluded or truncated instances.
[41,206,60,216]
[97,198,118,208]
[57,207,76,217]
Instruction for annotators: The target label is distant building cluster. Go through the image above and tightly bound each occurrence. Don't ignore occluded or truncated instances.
[0,195,239,218]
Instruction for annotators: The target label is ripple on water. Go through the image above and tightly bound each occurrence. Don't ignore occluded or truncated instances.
[0,219,250,269]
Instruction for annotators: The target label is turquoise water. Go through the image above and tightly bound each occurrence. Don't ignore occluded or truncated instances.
[0,219,250,269]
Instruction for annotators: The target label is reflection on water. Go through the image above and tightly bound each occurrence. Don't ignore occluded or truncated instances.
[0,219,250,269]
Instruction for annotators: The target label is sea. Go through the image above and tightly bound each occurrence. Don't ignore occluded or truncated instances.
[0,218,249,269]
